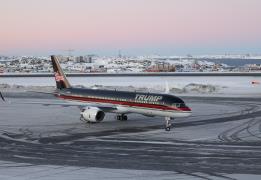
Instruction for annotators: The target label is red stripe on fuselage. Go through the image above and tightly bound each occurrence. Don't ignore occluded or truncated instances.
[58,94,190,112]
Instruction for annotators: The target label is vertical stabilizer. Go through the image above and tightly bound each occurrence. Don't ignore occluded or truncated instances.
[51,55,71,89]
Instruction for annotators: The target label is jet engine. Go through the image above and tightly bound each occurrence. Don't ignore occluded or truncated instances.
[80,107,105,123]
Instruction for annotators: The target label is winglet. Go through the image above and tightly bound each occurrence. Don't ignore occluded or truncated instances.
[51,55,71,90]
[164,81,170,94]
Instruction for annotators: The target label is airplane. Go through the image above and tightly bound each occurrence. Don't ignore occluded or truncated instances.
[0,55,192,131]
[49,55,192,131]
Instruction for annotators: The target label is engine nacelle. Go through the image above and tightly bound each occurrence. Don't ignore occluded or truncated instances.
[80,107,105,123]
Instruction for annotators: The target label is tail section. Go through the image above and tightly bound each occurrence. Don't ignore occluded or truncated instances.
[51,55,71,90]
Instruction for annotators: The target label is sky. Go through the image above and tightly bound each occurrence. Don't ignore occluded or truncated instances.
[1,0,261,56]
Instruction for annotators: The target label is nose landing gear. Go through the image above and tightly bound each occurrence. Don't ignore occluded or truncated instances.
[165,117,173,131]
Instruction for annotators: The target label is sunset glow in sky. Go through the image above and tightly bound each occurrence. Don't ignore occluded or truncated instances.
[1,0,261,55]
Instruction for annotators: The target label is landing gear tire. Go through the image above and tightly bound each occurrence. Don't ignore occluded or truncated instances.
[116,114,128,121]
[165,127,171,131]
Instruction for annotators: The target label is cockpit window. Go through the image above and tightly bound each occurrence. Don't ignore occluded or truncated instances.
[172,103,186,108]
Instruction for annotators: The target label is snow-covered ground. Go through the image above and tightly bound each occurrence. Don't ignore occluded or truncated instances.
[1,98,261,179]
[1,76,261,179]
[1,76,261,97]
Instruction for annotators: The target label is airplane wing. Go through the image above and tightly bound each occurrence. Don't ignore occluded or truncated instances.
[16,91,118,112]
[27,90,57,95]
[15,99,118,112]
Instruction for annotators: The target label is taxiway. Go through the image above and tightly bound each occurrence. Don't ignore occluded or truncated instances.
[0,95,261,179]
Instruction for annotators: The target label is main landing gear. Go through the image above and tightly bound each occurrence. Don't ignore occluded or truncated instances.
[165,117,173,131]
[116,114,128,121]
